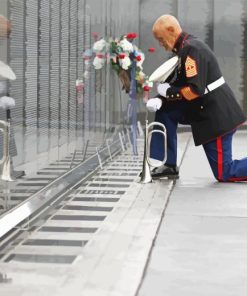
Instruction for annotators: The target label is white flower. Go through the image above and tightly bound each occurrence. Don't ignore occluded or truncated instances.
[93,56,105,70]
[133,45,138,51]
[120,56,131,70]
[136,52,145,69]
[76,79,84,92]
[76,79,83,86]
[139,71,145,79]
[119,38,133,53]
[83,71,89,79]
[146,80,153,88]
[93,39,107,52]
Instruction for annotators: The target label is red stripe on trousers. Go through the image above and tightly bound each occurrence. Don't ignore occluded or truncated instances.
[216,137,223,181]
[228,176,247,182]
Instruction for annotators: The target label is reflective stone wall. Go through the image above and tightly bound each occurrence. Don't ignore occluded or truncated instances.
[0,0,140,171]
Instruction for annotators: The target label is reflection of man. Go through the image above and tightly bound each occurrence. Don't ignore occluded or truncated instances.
[0,14,24,178]
[146,14,247,182]
[0,15,11,38]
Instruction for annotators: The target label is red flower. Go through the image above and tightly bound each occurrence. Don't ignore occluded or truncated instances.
[119,53,125,59]
[136,55,142,61]
[92,32,99,40]
[148,47,155,53]
[127,32,137,39]
[83,56,91,61]
[96,53,104,59]
[143,85,150,91]
[76,84,84,92]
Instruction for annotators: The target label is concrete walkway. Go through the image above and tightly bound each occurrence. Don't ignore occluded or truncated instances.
[139,130,247,296]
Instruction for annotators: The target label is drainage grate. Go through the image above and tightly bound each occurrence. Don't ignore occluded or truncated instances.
[5,254,77,264]
[0,142,101,215]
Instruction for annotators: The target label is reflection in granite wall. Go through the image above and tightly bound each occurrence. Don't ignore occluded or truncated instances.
[109,0,140,126]
[205,0,214,50]
[49,0,61,150]
[38,0,50,154]
[178,0,209,41]
[68,0,78,145]
[3,0,141,168]
[214,0,243,105]
[76,0,84,142]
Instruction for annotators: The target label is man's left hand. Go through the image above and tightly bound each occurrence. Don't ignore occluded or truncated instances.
[146,98,162,112]
[157,82,170,97]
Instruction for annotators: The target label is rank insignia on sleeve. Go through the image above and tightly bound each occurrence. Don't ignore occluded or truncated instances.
[185,56,198,78]
[181,86,199,100]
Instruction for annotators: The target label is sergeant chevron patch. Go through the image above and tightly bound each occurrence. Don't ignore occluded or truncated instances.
[185,56,198,78]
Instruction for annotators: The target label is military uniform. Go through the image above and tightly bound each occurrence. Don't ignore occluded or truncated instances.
[150,31,247,181]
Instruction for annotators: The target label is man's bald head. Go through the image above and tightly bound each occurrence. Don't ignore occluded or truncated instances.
[153,15,182,34]
[152,15,182,52]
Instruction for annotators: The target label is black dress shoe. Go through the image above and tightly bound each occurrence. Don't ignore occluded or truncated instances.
[139,164,179,179]
[139,167,156,178]
[151,164,179,180]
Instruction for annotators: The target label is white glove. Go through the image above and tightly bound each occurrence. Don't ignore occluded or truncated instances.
[157,82,170,97]
[0,96,15,109]
[146,98,162,112]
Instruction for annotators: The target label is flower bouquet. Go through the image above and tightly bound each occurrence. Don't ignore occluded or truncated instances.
[83,32,156,155]
[92,32,153,98]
